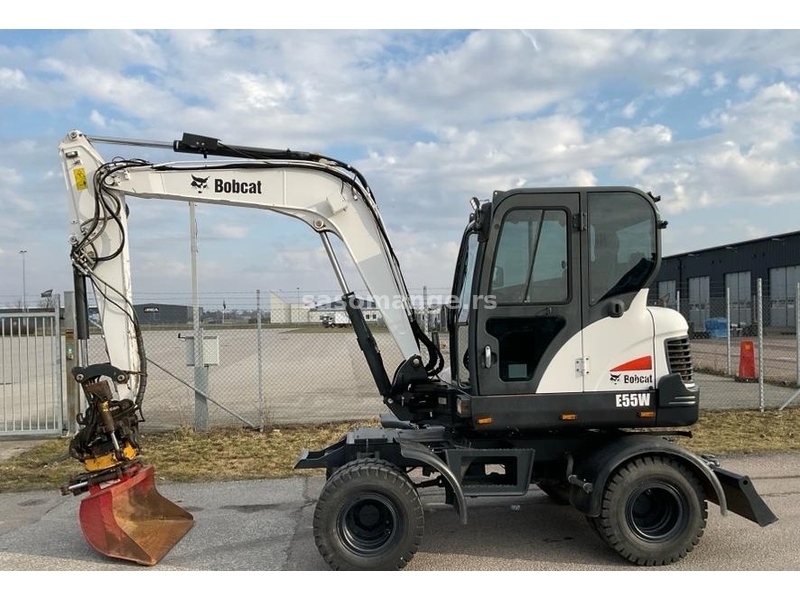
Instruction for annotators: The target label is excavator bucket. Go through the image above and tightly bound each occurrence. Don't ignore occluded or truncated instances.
[78,464,194,566]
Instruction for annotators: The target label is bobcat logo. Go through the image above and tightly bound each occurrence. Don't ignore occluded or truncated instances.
[609,373,620,384]
[190,175,209,193]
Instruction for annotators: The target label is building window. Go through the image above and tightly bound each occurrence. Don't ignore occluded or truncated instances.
[688,276,710,332]
[725,271,751,326]
[770,265,800,328]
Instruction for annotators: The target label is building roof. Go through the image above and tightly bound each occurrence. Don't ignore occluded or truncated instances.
[664,229,800,259]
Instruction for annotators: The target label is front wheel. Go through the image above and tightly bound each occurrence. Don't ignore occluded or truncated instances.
[588,455,707,566]
[313,458,424,570]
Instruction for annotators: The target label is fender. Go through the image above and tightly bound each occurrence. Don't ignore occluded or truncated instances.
[294,428,468,524]
[568,433,727,518]
[399,439,468,525]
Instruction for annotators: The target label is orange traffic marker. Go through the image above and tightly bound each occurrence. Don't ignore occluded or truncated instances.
[736,340,757,383]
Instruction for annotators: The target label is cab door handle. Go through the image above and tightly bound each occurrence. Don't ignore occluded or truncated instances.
[483,345,493,368]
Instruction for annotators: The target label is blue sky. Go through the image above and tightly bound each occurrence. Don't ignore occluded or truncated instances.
[2,22,800,309]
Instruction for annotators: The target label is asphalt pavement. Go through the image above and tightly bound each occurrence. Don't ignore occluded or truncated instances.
[0,451,798,572]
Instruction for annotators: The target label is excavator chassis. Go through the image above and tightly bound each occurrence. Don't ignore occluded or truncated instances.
[296,421,777,570]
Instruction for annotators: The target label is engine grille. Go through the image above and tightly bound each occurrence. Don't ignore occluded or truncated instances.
[666,336,694,383]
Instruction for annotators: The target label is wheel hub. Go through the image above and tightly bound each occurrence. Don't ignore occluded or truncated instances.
[626,483,688,542]
[338,493,401,556]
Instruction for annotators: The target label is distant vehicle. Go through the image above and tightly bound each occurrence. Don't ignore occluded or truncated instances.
[321,313,350,328]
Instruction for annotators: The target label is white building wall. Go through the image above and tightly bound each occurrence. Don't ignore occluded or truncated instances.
[269,292,311,324]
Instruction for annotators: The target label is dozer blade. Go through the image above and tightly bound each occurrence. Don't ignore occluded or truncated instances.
[78,464,194,566]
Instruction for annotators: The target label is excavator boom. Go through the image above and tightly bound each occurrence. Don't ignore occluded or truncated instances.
[58,129,440,565]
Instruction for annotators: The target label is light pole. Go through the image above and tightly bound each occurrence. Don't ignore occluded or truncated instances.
[19,249,27,312]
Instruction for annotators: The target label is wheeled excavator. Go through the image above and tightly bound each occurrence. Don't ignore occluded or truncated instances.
[58,129,777,570]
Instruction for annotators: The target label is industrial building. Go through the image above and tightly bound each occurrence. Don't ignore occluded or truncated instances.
[650,230,800,336]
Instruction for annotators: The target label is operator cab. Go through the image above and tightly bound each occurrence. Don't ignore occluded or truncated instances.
[447,187,663,427]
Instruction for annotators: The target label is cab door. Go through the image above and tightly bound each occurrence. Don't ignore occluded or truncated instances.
[471,190,582,397]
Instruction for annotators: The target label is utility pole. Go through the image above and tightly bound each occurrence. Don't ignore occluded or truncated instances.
[190,203,208,430]
[423,285,429,334]
[19,249,27,311]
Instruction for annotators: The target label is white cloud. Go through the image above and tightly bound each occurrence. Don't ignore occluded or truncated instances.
[0,166,23,185]
[0,67,27,90]
[737,74,759,92]
[621,101,638,119]
[712,71,728,90]
[210,223,248,240]
[89,110,106,128]
[5,30,800,298]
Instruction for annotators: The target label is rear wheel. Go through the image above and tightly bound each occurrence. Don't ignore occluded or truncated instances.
[313,458,424,570]
[589,455,707,566]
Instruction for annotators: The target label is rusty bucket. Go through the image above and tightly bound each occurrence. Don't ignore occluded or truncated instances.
[78,464,194,566]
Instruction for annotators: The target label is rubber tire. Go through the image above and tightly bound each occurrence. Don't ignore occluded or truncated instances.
[313,458,424,570]
[588,455,707,566]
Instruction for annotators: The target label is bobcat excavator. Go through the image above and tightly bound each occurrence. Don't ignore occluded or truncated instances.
[58,129,776,570]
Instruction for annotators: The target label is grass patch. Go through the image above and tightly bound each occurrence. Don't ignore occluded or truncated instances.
[677,408,800,454]
[1,409,798,494]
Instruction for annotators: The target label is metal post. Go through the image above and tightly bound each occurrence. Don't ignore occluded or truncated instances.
[782,284,800,408]
[726,287,732,376]
[52,293,64,435]
[19,249,27,312]
[190,202,208,430]
[757,278,764,412]
[256,289,266,431]
[423,286,429,334]
[63,292,80,435]
[781,282,800,410]
[676,289,681,316]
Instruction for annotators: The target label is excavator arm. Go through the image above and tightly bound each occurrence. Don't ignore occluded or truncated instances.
[57,129,443,565]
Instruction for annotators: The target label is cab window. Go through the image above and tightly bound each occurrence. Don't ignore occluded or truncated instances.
[588,191,656,304]
[490,209,568,304]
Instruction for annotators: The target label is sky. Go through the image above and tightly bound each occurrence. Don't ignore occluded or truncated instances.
[2,16,800,310]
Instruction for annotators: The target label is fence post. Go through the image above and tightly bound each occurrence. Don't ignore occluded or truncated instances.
[52,293,64,435]
[757,278,764,412]
[782,282,800,410]
[257,289,266,431]
[190,201,208,431]
[63,291,80,436]
[726,286,732,376]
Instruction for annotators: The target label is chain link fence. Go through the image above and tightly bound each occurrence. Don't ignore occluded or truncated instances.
[68,281,800,433]
[85,289,413,432]
[664,279,800,412]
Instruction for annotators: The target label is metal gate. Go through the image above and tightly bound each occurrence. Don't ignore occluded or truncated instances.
[0,307,63,436]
